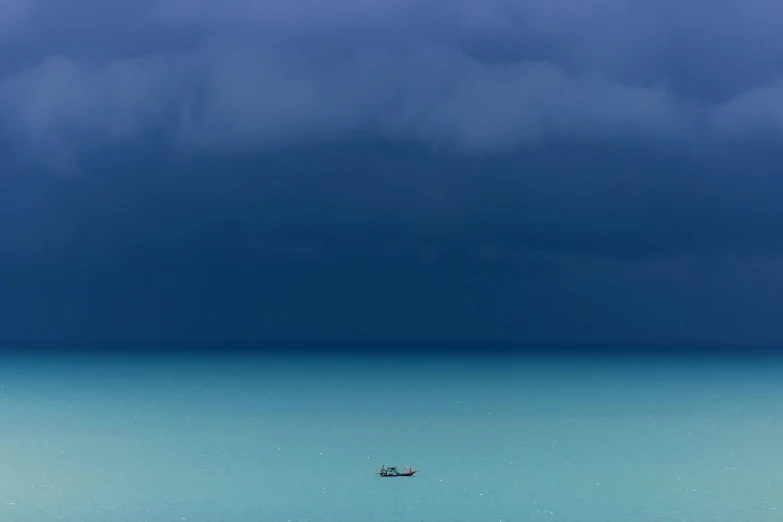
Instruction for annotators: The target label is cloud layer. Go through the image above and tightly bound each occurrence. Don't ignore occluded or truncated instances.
[4,1,783,344]
[2,0,783,170]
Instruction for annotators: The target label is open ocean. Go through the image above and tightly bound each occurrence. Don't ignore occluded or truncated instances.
[1,351,781,521]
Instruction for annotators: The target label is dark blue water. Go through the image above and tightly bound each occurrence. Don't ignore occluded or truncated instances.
[1,353,781,521]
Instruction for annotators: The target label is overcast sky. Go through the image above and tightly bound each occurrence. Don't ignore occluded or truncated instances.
[2,0,783,347]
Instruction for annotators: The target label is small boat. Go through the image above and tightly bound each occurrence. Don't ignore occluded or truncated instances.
[375,464,418,477]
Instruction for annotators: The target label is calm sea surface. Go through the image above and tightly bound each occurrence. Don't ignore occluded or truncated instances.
[1,353,781,521]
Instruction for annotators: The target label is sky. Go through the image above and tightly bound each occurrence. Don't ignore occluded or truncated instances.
[2,0,783,347]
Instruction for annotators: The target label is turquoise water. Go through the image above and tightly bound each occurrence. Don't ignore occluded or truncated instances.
[1,354,781,521]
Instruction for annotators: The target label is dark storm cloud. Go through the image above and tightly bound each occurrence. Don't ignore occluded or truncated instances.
[3,0,783,169]
[3,0,783,249]
[4,0,783,345]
